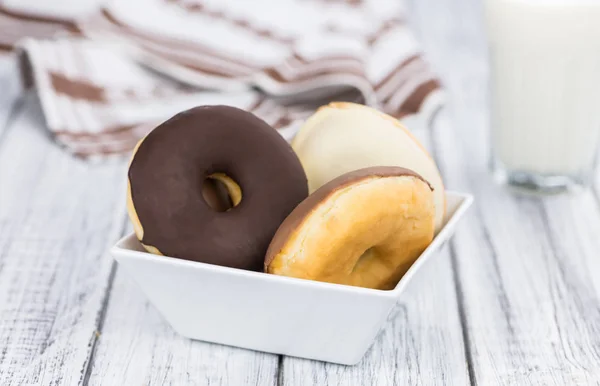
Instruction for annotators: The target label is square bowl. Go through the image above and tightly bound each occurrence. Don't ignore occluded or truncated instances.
[112,191,472,365]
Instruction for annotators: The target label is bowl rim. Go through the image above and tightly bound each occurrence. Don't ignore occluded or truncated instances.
[112,191,473,299]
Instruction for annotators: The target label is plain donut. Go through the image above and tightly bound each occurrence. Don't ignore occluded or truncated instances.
[265,167,435,290]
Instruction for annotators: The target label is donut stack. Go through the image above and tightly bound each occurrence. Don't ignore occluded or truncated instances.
[127,103,445,290]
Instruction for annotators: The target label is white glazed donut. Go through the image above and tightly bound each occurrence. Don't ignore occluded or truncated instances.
[292,102,446,231]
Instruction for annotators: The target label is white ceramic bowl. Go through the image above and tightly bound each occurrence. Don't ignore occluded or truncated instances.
[112,191,472,365]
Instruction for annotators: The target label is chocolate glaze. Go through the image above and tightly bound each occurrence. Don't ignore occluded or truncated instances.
[265,166,431,269]
[129,105,308,271]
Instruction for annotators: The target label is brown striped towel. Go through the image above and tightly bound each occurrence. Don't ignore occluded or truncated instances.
[5,0,443,158]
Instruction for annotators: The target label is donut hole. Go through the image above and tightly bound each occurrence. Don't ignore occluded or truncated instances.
[352,247,378,273]
[202,173,242,212]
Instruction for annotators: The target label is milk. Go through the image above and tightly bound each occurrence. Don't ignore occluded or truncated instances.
[485,0,600,190]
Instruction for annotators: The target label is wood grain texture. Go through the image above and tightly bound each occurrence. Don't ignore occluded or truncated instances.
[409,0,600,384]
[0,92,128,385]
[2,0,600,383]
[433,113,600,385]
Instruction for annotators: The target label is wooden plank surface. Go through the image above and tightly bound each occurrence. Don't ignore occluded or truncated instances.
[2,0,600,383]
[409,0,600,384]
[0,91,129,384]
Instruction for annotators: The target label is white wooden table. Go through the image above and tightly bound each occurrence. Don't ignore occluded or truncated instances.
[2,0,600,384]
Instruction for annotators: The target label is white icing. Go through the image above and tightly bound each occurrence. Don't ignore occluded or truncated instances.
[292,104,446,232]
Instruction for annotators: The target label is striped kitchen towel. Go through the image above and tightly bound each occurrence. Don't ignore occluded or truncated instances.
[5,0,443,158]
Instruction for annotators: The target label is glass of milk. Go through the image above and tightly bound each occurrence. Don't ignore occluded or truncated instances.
[485,0,600,193]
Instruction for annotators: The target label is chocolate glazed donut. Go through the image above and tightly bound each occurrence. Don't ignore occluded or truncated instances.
[127,106,308,271]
